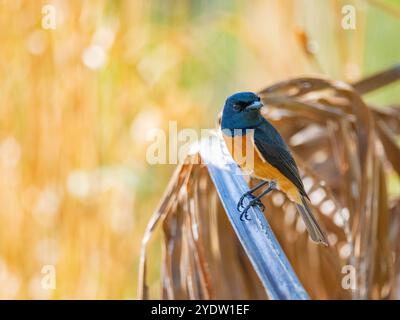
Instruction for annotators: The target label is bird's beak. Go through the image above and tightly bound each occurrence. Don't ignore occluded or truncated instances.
[246,100,263,111]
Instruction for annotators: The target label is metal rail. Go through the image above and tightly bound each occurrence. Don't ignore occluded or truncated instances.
[199,133,309,300]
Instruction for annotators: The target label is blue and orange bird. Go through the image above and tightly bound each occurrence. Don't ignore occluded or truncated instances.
[221,92,328,246]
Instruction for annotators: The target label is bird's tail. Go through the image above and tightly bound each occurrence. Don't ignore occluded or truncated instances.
[296,197,329,246]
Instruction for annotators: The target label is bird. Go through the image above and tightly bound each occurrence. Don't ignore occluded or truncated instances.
[220,91,328,246]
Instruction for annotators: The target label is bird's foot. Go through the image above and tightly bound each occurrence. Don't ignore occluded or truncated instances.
[239,198,265,221]
[237,191,254,210]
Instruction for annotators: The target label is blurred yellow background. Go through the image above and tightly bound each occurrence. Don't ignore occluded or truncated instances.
[0,0,399,299]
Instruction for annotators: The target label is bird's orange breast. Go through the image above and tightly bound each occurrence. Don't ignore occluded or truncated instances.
[222,130,301,203]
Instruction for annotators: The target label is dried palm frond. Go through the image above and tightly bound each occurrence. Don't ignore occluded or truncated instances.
[139,66,400,300]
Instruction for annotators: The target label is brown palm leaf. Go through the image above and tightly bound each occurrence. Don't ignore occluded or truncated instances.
[139,66,400,300]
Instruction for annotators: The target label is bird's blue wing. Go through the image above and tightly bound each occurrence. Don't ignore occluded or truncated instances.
[254,127,308,198]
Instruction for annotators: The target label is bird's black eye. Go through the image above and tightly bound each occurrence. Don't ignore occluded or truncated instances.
[233,101,247,111]
[233,103,242,111]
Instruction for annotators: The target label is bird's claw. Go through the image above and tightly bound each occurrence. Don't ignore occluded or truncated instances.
[239,198,265,221]
[237,191,254,210]
[240,210,251,221]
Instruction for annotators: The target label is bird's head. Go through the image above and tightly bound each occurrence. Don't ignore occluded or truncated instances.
[221,92,264,130]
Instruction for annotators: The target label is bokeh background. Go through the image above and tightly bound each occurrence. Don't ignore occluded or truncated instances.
[0,0,399,299]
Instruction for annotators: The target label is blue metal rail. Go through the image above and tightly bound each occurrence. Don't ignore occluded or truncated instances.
[199,133,309,300]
